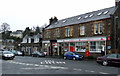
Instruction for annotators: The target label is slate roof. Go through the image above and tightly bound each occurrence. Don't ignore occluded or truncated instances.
[45,6,116,30]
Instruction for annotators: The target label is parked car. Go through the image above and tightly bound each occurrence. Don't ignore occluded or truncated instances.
[15,51,23,56]
[0,49,4,51]
[2,51,15,60]
[9,50,16,54]
[97,54,120,66]
[64,51,83,60]
[32,51,45,57]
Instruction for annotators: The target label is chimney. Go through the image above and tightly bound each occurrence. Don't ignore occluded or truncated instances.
[49,16,58,25]
[115,0,120,7]
[49,17,53,25]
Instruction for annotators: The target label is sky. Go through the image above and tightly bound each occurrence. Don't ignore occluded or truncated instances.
[0,0,115,31]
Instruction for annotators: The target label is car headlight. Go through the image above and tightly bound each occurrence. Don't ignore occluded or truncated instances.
[75,55,79,57]
[4,54,8,57]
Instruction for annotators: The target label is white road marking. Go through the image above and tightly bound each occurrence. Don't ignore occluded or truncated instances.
[99,72,109,74]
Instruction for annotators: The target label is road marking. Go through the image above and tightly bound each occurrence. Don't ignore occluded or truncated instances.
[99,72,109,74]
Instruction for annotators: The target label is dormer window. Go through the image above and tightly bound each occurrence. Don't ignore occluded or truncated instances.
[63,20,67,23]
[103,10,109,14]
[55,22,58,24]
[89,14,94,17]
[97,12,102,16]
[78,17,81,20]
[84,15,88,18]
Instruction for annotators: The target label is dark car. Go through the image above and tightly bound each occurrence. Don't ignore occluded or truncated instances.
[64,51,83,60]
[2,51,15,60]
[32,51,45,57]
[97,54,120,66]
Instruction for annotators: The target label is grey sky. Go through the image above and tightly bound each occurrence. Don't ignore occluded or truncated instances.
[0,0,115,31]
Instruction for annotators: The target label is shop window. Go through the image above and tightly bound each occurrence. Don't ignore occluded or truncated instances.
[80,26,85,35]
[64,43,68,51]
[75,42,87,52]
[90,41,103,52]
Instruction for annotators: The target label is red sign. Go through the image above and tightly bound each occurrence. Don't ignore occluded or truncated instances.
[52,43,55,46]
[85,50,89,57]
[107,37,110,40]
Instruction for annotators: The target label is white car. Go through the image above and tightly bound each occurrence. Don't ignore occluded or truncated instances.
[2,51,15,60]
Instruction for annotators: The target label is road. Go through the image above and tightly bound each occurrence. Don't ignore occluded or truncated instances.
[1,56,120,74]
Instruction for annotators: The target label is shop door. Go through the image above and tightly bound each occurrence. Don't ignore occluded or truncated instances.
[70,46,73,52]
[59,46,62,55]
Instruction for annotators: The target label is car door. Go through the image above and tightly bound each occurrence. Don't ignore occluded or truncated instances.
[107,54,117,64]
[68,52,73,59]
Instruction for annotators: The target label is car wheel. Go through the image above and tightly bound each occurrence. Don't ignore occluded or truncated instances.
[73,57,76,60]
[64,56,67,60]
[102,61,108,66]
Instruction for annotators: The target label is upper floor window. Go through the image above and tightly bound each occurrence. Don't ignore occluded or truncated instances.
[65,26,73,37]
[45,31,50,38]
[80,26,85,35]
[94,23,103,34]
[54,29,60,38]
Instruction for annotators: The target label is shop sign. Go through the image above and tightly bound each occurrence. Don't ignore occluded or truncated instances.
[57,37,106,42]
[107,37,110,40]
[53,43,55,46]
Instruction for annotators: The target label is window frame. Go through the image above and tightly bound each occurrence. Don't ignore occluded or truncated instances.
[80,25,85,35]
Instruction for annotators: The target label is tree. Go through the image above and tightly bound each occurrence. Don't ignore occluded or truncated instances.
[23,27,31,37]
[35,26,41,34]
[1,23,10,32]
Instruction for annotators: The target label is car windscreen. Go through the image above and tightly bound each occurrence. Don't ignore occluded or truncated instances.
[3,51,13,54]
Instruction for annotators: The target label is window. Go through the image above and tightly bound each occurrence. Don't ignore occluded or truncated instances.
[78,17,81,20]
[80,26,85,35]
[90,41,103,52]
[65,27,73,37]
[89,14,94,17]
[68,28,70,37]
[99,23,102,34]
[75,42,87,52]
[94,24,98,34]
[103,11,109,15]
[97,12,102,16]
[94,23,103,34]
[45,31,50,38]
[54,29,60,38]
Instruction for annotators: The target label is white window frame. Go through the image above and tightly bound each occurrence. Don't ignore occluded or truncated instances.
[99,23,102,34]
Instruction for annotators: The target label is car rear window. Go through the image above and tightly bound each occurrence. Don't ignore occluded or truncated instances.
[107,54,117,58]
